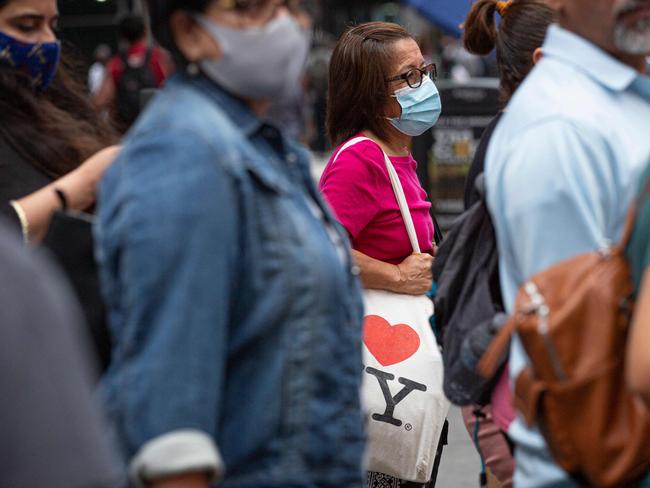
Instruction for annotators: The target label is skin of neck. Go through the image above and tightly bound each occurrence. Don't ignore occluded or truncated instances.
[618,52,647,73]
[364,124,412,157]
[559,18,648,73]
[246,98,272,117]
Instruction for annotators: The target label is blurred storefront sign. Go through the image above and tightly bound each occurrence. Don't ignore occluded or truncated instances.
[428,79,500,229]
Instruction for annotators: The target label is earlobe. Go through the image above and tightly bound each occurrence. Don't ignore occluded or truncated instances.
[545,0,563,11]
[170,11,222,63]
[533,47,543,65]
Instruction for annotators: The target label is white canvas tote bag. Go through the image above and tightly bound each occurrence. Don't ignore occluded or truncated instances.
[332,137,449,483]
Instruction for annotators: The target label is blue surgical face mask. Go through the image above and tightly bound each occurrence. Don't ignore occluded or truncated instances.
[0,31,61,92]
[388,76,442,137]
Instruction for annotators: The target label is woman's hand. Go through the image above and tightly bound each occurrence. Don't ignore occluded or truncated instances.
[352,250,433,295]
[57,145,120,211]
[148,472,211,488]
[13,146,120,242]
[394,253,434,295]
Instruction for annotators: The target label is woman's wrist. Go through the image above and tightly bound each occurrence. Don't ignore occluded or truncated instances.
[55,169,95,211]
[387,263,404,292]
[148,472,211,488]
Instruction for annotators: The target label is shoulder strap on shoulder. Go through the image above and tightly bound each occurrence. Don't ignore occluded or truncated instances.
[142,47,153,66]
[332,136,373,163]
[617,172,650,252]
[118,50,129,66]
[640,174,650,204]
[331,136,421,254]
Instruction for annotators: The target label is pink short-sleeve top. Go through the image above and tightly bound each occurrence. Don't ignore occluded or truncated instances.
[319,137,434,265]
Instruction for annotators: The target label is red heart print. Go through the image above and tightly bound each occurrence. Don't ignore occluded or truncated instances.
[363,315,421,367]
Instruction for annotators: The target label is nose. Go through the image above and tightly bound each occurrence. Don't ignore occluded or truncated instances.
[39,25,57,44]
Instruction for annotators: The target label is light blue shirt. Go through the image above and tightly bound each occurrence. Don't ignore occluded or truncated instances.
[486,25,650,487]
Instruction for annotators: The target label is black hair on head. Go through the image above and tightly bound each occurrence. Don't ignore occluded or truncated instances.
[146,0,213,65]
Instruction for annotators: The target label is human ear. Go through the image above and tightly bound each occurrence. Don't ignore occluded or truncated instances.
[544,0,563,11]
[533,47,543,65]
[170,10,222,63]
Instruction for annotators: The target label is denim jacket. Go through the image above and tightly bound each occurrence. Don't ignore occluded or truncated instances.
[95,74,366,487]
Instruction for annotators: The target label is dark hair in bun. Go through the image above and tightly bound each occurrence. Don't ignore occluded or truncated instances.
[463,0,556,105]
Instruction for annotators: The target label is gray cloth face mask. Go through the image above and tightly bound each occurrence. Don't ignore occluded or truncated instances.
[196,14,309,100]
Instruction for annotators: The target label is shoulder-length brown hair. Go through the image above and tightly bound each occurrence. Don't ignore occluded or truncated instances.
[0,47,118,180]
[326,22,413,147]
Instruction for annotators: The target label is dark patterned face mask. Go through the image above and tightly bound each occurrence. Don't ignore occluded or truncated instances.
[0,31,61,92]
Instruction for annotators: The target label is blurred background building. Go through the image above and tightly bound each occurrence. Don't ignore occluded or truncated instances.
[58,0,500,227]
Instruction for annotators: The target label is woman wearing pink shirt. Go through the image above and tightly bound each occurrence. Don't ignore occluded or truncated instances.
[320,21,442,488]
[320,22,440,302]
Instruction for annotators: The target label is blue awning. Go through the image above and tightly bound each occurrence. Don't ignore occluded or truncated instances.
[401,0,473,37]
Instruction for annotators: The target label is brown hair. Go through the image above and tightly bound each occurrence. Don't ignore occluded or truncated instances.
[0,49,118,180]
[463,0,556,105]
[326,22,412,146]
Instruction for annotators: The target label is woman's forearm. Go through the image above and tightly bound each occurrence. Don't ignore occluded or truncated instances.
[352,249,401,292]
[149,473,211,488]
[14,183,67,243]
[352,250,434,295]
[11,145,119,244]
[626,268,650,403]
[14,170,94,243]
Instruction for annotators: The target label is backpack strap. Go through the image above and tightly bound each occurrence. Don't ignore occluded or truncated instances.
[141,47,153,69]
[617,173,650,252]
[641,173,650,204]
[478,316,516,379]
[332,137,421,253]
[118,47,153,70]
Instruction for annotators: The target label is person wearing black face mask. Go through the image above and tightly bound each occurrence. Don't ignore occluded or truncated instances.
[0,0,119,243]
[95,1,366,488]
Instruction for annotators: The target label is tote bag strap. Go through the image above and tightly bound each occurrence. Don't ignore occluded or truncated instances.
[333,137,421,254]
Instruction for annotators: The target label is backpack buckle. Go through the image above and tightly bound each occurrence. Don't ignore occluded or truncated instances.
[523,282,568,382]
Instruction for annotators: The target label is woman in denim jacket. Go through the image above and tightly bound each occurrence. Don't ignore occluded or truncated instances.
[95,1,366,487]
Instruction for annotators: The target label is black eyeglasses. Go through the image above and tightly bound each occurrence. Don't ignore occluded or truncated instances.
[385,63,437,89]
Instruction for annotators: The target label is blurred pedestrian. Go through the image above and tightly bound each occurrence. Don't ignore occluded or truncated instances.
[0,221,122,488]
[321,22,438,298]
[0,0,120,369]
[485,0,650,485]
[88,43,111,95]
[626,162,650,403]
[0,0,119,243]
[457,1,556,487]
[94,13,172,132]
[320,22,442,488]
[96,1,366,487]
[265,0,313,141]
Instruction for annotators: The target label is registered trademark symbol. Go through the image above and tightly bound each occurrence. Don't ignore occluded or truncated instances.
[405,423,413,431]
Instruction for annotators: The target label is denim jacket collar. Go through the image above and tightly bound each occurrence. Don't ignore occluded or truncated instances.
[180,73,264,137]
[171,73,296,194]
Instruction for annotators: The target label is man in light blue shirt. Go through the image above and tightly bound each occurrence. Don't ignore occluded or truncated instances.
[485,0,650,486]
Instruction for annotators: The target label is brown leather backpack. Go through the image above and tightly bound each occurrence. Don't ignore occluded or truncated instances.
[479,179,650,488]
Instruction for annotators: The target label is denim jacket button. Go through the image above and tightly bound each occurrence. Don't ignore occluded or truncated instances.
[351,265,360,276]
[287,152,298,164]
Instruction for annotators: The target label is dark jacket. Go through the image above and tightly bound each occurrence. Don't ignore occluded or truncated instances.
[0,137,50,228]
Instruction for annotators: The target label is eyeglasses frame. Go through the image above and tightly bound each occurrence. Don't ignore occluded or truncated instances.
[385,63,437,89]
